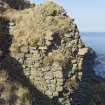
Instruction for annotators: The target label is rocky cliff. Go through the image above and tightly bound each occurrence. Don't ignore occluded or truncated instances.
[0,1,96,105]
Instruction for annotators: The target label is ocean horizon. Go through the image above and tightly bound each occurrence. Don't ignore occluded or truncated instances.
[81,32,105,78]
[81,32,105,54]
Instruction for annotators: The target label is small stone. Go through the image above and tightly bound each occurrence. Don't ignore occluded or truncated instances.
[41,68,47,72]
[49,87,56,93]
[25,54,32,58]
[45,90,53,96]
[57,78,64,84]
[29,76,34,80]
[46,80,51,84]
[30,70,37,76]
[50,79,57,84]
[72,64,77,70]
[43,85,48,90]
[25,59,32,65]
[71,60,77,64]
[78,72,83,80]
[53,92,58,96]
[34,62,40,68]
[20,46,28,53]
[72,24,77,29]
[29,47,37,50]
[48,84,55,88]
[45,32,53,41]
[66,43,72,48]
[22,65,26,69]
[9,22,15,26]
[71,75,76,81]
[75,32,80,39]
[42,66,50,72]
[52,62,62,71]
[35,77,41,82]
[64,33,72,38]
[25,72,30,76]
[59,98,64,103]
[46,40,52,46]
[78,72,82,76]
[15,53,24,59]
[57,81,63,86]
[78,48,89,56]
[45,36,53,41]
[32,52,41,61]
[19,58,24,64]
[39,46,47,50]
[55,71,63,78]
[72,46,78,53]
[29,47,37,53]
[48,52,53,56]
[45,72,54,80]
[56,86,63,92]
[30,50,36,54]
[24,67,30,71]
[78,60,83,70]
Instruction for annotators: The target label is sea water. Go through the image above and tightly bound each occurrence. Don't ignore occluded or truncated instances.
[81,32,105,78]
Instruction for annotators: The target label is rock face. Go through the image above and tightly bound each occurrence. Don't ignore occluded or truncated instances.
[0,1,95,105]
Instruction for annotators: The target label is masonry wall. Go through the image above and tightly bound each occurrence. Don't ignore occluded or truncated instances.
[0,1,92,105]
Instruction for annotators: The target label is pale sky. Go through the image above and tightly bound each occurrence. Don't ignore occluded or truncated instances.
[31,0,105,32]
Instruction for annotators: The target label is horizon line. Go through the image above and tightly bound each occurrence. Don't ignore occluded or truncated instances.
[80,31,105,33]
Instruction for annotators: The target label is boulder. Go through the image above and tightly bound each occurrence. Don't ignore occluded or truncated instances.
[78,48,89,56]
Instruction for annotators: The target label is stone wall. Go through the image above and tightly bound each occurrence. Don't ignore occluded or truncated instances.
[0,1,94,105]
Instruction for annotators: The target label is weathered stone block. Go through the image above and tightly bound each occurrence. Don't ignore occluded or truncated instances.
[78,48,89,56]
[45,72,54,80]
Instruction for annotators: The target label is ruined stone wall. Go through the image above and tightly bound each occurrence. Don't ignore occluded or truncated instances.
[10,23,85,98]
[0,1,93,105]
[8,1,90,101]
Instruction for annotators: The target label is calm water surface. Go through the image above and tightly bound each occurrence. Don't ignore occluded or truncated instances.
[81,32,105,78]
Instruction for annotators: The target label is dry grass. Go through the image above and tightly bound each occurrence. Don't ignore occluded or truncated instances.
[2,1,73,51]
[41,1,65,16]
[43,52,64,65]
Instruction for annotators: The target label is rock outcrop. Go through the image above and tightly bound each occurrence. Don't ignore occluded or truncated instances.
[0,1,96,105]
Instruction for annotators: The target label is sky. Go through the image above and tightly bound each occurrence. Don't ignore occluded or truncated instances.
[31,0,105,32]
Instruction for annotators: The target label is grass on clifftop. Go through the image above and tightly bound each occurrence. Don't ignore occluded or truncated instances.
[2,1,73,50]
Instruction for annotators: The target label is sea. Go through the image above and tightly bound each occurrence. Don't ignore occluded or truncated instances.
[81,32,105,78]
